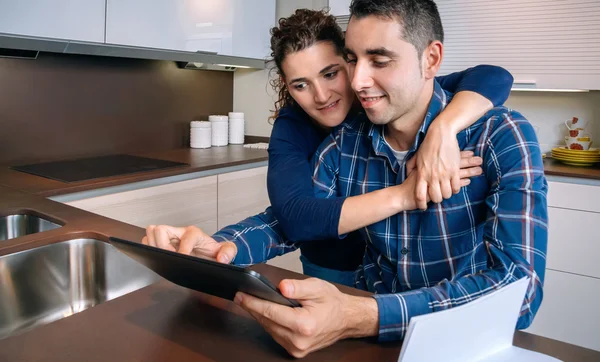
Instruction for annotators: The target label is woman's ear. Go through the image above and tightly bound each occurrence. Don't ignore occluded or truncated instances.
[422,41,443,80]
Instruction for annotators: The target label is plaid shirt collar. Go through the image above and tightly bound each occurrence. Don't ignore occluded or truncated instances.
[363,80,450,174]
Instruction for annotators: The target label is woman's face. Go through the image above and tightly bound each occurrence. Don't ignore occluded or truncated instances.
[281,42,355,128]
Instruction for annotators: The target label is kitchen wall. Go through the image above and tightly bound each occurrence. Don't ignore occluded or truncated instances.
[0,52,233,165]
[233,0,328,137]
[506,91,600,153]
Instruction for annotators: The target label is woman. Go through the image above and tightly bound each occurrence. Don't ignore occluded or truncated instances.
[144,9,513,286]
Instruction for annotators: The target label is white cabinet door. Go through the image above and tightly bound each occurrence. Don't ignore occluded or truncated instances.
[547,207,600,279]
[0,0,105,43]
[229,0,275,59]
[547,181,600,214]
[525,270,600,351]
[217,166,270,229]
[106,0,275,59]
[436,0,600,90]
[216,166,303,273]
[328,0,351,16]
[67,176,218,235]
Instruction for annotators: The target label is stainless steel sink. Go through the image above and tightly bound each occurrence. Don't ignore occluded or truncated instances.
[0,214,63,241]
[0,238,161,339]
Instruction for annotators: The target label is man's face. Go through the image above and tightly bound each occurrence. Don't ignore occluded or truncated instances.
[344,16,426,125]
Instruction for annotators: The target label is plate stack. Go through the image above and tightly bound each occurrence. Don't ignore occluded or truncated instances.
[552,147,600,167]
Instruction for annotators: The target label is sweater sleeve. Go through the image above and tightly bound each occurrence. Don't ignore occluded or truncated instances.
[435,65,514,107]
[266,108,346,241]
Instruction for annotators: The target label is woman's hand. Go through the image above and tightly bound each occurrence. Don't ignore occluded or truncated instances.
[409,120,483,210]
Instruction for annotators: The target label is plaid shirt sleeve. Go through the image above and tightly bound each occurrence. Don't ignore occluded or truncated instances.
[374,112,548,342]
[211,207,299,267]
[311,134,342,198]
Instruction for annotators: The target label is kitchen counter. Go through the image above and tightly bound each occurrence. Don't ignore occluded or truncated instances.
[0,146,597,201]
[543,157,600,181]
[0,146,269,198]
[1,185,599,361]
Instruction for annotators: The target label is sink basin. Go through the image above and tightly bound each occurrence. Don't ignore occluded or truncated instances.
[0,238,161,339]
[0,214,63,241]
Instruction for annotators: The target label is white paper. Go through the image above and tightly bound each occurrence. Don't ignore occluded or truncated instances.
[398,277,561,362]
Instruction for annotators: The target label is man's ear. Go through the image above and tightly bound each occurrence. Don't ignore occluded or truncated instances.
[422,41,443,80]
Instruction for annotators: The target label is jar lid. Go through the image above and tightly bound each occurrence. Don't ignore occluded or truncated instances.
[191,120,211,128]
[209,115,228,122]
[228,112,244,119]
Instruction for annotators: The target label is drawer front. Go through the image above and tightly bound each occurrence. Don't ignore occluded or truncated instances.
[526,270,600,351]
[67,175,218,235]
[217,166,270,229]
[547,207,600,279]
[548,181,600,213]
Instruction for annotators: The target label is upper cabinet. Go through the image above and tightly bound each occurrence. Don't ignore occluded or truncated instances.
[329,0,351,16]
[0,0,105,43]
[437,0,600,90]
[105,0,275,59]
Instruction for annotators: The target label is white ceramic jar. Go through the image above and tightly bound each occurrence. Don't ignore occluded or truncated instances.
[190,121,212,149]
[209,115,229,146]
[228,112,245,145]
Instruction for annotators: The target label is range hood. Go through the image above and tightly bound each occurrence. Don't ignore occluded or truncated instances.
[0,32,265,71]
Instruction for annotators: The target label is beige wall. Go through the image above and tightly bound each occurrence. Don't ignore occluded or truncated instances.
[506,91,600,153]
[233,0,329,137]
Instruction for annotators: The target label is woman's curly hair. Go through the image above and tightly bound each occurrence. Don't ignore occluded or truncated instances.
[268,9,345,120]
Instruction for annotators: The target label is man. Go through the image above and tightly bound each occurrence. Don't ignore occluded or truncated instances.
[146,0,547,358]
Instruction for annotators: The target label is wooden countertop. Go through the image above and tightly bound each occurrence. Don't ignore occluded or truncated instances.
[1,147,598,202]
[0,146,269,197]
[543,156,600,180]
[1,185,599,361]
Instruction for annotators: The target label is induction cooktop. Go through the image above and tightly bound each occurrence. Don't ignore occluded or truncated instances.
[11,154,190,183]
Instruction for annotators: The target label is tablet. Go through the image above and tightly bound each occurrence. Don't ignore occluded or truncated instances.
[108,236,300,308]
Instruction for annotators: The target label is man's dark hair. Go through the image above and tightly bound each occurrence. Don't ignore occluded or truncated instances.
[349,0,444,57]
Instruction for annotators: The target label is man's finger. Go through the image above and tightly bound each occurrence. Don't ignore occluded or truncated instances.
[216,241,238,264]
[458,166,483,179]
[279,278,331,301]
[154,225,177,252]
[459,150,474,158]
[179,229,218,256]
[235,292,302,331]
[145,225,157,247]
[460,156,483,168]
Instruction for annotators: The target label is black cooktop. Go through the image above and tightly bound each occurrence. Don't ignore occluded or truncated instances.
[11,154,190,183]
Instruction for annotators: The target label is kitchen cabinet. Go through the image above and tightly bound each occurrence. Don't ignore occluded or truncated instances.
[0,0,105,43]
[105,0,275,59]
[217,166,303,273]
[525,270,600,351]
[524,179,600,351]
[546,207,600,279]
[435,0,600,90]
[217,167,270,229]
[63,166,303,273]
[328,0,351,16]
[66,175,219,235]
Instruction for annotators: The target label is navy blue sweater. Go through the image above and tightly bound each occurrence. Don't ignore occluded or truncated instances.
[266,65,514,270]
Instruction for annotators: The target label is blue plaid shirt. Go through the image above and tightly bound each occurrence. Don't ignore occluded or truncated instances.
[213,81,548,342]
